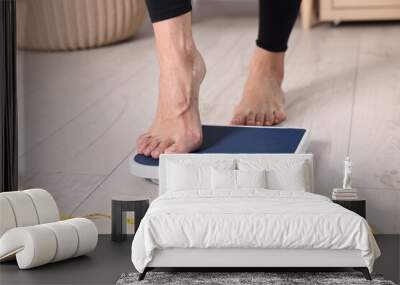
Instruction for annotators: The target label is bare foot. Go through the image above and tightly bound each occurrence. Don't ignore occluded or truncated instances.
[137,48,206,158]
[231,47,286,126]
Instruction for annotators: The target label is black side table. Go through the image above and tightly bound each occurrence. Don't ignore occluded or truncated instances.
[333,199,366,218]
[112,196,149,242]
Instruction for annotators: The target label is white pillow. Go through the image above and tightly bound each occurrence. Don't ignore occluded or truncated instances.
[211,168,267,190]
[238,159,308,191]
[237,169,267,189]
[211,168,236,190]
[167,160,235,191]
[267,162,306,191]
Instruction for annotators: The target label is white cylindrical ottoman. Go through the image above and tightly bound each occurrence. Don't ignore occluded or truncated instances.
[0,189,60,234]
[17,0,147,51]
[0,218,98,269]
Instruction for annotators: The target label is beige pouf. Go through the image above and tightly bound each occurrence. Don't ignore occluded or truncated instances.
[17,0,146,51]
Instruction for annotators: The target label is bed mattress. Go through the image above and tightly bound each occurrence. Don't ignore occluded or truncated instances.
[131,190,380,273]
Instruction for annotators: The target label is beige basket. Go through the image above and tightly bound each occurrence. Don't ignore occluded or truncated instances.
[17,0,146,51]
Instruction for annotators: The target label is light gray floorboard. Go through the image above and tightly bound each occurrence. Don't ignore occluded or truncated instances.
[17,1,400,233]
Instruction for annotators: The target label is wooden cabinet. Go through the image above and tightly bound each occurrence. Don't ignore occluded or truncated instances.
[301,0,400,29]
[320,0,400,22]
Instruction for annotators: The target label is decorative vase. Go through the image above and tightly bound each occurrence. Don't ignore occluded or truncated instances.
[16,0,146,51]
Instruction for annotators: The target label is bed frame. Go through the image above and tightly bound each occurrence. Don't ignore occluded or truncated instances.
[141,249,371,280]
[138,154,372,281]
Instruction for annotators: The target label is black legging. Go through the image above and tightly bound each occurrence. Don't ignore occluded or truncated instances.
[145,0,301,53]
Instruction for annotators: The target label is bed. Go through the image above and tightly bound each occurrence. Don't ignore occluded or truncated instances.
[131,154,380,281]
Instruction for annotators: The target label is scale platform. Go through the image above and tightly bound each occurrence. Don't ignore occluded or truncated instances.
[130,125,310,180]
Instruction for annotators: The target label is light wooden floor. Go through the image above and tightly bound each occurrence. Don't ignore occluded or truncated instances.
[17,1,400,234]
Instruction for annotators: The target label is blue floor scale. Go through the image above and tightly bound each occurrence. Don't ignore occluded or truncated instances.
[130,125,310,181]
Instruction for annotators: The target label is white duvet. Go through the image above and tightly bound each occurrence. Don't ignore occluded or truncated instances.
[131,190,380,273]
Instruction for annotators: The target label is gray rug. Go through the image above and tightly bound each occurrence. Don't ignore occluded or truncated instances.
[117,272,396,285]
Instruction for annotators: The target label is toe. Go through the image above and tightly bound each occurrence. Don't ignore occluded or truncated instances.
[164,141,191,154]
[150,149,160,159]
[151,139,173,158]
[136,133,149,146]
[264,111,273,126]
[143,139,160,156]
[274,110,287,124]
[231,114,246,125]
[255,113,264,126]
[137,136,151,154]
[164,144,178,154]
[246,113,256,126]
